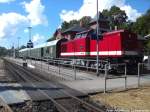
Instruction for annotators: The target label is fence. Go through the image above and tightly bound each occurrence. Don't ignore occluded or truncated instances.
[103,63,127,93]
[137,63,149,87]
[103,62,150,93]
[27,58,111,80]
[7,57,150,93]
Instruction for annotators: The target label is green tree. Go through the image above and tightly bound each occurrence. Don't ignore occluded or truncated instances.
[129,8,150,53]
[79,16,92,28]
[61,21,70,32]
[0,46,8,56]
[132,9,150,36]
[102,6,128,30]
[61,20,79,32]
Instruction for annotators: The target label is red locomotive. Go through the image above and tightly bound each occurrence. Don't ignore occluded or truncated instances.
[19,29,143,72]
[60,29,143,71]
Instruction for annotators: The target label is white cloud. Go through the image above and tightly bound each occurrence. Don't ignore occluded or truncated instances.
[0,0,47,39]
[23,0,48,26]
[60,0,141,22]
[0,13,28,38]
[0,0,15,3]
[24,29,28,33]
[121,5,141,21]
[32,33,44,42]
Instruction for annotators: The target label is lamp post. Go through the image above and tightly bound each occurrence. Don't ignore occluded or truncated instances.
[17,37,20,58]
[12,43,15,58]
[18,37,20,50]
[28,26,32,41]
[96,0,99,76]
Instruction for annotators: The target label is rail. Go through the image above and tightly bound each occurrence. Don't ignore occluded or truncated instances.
[4,59,69,112]
[0,97,13,112]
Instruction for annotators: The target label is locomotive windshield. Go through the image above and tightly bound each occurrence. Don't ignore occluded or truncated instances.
[75,34,81,38]
[75,33,88,38]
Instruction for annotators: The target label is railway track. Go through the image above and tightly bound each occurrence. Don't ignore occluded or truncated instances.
[4,59,105,112]
[0,97,13,112]
[0,59,13,112]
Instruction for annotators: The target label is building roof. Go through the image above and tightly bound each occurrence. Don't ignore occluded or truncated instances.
[54,28,61,37]
[62,25,87,34]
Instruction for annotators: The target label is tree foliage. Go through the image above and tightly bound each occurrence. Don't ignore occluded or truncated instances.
[132,9,150,36]
[0,46,8,56]
[61,20,79,32]
[79,16,92,28]
[61,16,92,31]
[131,9,150,52]
[102,6,128,30]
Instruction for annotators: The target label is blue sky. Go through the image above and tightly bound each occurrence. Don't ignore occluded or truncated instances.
[0,0,149,48]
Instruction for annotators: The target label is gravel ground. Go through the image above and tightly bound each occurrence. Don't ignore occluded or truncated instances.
[90,85,150,112]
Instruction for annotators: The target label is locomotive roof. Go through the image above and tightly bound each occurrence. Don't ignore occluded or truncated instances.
[103,29,127,36]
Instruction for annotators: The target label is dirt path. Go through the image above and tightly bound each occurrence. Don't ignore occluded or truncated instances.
[90,85,150,111]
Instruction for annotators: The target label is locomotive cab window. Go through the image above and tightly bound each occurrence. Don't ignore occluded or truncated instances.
[75,34,81,38]
[81,33,87,38]
[90,31,97,40]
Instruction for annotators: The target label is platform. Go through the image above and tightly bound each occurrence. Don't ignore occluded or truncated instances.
[5,57,150,94]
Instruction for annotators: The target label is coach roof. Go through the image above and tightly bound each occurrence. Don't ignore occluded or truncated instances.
[19,39,60,52]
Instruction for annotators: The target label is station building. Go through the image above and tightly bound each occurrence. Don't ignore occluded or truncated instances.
[48,12,110,41]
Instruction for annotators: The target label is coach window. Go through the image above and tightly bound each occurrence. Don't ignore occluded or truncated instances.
[50,47,53,54]
[46,47,49,53]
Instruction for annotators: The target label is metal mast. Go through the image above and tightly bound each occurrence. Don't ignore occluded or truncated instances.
[27,26,32,59]
[18,37,20,50]
[96,0,99,76]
